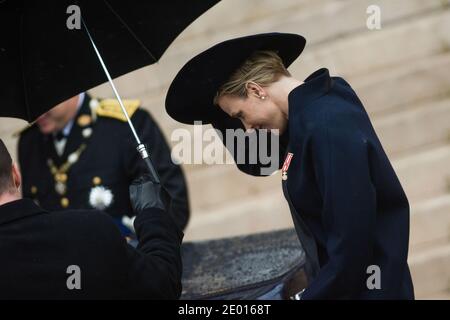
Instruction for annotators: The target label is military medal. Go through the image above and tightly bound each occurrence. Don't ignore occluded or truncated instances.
[77,114,92,127]
[47,144,87,201]
[54,173,68,195]
[282,153,294,181]
[82,128,93,138]
[45,107,94,207]
[89,186,114,210]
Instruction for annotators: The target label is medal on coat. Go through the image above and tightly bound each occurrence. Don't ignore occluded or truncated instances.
[282,153,294,181]
[47,144,87,196]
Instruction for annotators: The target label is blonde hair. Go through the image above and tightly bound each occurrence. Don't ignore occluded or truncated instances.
[214,50,291,104]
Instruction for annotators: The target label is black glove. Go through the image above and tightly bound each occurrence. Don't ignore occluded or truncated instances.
[129,174,171,213]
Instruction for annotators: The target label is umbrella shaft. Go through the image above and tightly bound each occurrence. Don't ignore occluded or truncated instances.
[81,18,160,183]
[81,19,141,145]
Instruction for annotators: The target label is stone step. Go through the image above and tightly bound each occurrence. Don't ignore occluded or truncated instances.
[173,0,449,87]
[186,164,282,212]
[186,182,450,246]
[89,3,450,99]
[421,289,450,300]
[173,0,445,60]
[373,97,450,157]
[185,139,450,212]
[410,194,450,251]
[185,170,450,242]
[294,8,450,80]
[351,52,450,117]
[184,187,291,241]
[175,0,324,43]
[409,241,450,298]
[394,144,450,204]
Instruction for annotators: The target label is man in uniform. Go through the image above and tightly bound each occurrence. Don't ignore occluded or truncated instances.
[18,92,189,235]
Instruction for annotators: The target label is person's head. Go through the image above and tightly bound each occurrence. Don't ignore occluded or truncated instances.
[214,50,293,134]
[0,139,21,199]
[36,95,80,134]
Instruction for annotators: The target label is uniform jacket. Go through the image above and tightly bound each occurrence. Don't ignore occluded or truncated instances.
[18,95,189,231]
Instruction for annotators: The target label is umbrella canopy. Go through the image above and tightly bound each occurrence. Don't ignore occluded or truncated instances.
[0,0,220,122]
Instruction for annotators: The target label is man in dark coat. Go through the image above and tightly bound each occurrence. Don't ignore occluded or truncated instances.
[0,139,182,299]
[18,93,189,235]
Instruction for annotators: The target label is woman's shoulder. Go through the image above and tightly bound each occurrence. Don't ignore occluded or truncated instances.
[290,104,370,148]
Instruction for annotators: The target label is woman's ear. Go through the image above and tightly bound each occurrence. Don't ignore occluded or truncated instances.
[245,82,267,99]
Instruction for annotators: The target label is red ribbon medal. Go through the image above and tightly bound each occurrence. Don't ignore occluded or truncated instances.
[282,153,294,181]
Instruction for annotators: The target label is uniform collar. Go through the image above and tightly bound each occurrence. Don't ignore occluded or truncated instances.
[43,94,93,165]
[288,68,334,112]
[59,94,93,160]
[59,93,86,137]
[0,199,45,226]
[67,93,90,136]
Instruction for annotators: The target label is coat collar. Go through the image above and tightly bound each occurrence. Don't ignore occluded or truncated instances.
[0,199,46,226]
[61,94,94,160]
[209,68,334,177]
[288,68,334,113]
[281,68,334,172]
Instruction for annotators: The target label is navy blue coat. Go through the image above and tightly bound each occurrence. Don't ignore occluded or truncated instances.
[283,68,414,299]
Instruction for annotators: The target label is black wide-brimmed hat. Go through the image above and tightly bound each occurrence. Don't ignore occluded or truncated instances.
[166,32,306,125]
[165,33,306,176]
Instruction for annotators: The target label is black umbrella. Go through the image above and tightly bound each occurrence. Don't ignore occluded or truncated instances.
[0,0,220,181]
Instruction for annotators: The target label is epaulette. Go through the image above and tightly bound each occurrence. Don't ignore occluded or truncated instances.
[94,98,141,122]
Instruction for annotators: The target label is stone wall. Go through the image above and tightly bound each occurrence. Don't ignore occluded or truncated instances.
[1,0,449,298]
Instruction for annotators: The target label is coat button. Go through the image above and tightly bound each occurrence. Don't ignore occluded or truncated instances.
[61,197,69,208]
[31,186,38,194]
[77,114,92,127]
[92,176,102,186]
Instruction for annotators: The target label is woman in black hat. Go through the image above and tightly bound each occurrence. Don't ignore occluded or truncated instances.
[166,33,414,300]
